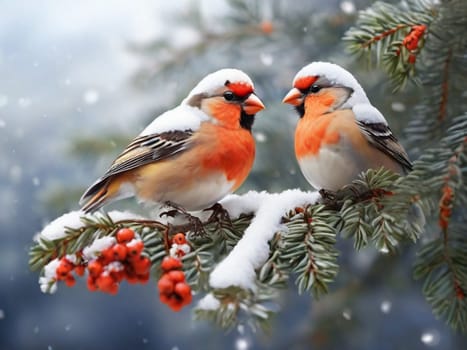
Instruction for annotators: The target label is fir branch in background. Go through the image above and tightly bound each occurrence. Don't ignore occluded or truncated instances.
[346,0,467,332]
[412,115,467,332]
[129,1,275,87]
[344,0,467,148]
[344,0,434,89]
[406,0,467,148]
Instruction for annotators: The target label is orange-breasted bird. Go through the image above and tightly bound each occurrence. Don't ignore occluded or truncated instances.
[80,69,265,213]
[283,61,412,191]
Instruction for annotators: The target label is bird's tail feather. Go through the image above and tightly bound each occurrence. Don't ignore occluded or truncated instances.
[79,177,112,213]
[80,175,135,213]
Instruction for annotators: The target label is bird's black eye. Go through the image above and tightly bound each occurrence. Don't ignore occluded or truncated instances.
[310,85,321,93]
[223,91,235,101]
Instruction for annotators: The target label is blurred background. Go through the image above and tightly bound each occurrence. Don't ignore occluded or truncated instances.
[1,0,465,349]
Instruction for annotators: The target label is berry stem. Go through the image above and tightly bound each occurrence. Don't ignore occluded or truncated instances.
[361,24,408,48]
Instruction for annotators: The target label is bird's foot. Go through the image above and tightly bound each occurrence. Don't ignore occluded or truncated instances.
[319,186,369,210]
[204,203,232,225]
[161,201,206,237]
[319,183,392,211]
[319,188,337,201]
[319,188,340,210]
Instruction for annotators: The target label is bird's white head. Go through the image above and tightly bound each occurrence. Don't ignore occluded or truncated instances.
[183,68,254,102]
[182,68,265,130]
[283,61,370,114]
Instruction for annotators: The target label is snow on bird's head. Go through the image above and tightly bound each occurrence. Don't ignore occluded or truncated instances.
[183,68,254,104]
[293,61,370,107]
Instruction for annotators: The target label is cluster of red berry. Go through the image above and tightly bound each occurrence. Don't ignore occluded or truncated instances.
[86,228,151,294]
[157,233,192,311]
[55,255,85,287]
[51,228,194,311]
[54,228,151,295]
[402,25,426,51]
[439,184,453,231]
[399,24,427,64]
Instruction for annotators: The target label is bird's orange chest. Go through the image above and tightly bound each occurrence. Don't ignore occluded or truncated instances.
[197,123,255,188]
[295,97,341,158]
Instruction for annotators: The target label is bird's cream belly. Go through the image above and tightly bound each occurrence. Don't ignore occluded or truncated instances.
[298,147,360,191]
[159,174,234,211]
[135,169,234,211]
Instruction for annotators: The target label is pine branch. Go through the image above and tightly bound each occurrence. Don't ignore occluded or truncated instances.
[345,0,467,147]
[343,0,435,90]
[265,205,339,298]
[328,167,423,253]
[406,0,467,148]
[30,172,424,331]
[413,115,467,332]
[345,0,467,331]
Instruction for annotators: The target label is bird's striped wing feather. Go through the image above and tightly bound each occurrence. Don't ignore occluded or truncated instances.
[357,121,412,172]
[102,130,194,179]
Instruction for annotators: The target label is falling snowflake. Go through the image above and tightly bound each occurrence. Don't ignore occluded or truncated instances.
[0,95,8,108]
[420,330,440,346]
[340,1,356,14]
[18,97,31,108]
[254,132,268,143]
[391,102,406,112]
[259,53,274,66]
[342,308,352,320]
[83,89,100,105]
[380,300,392,314]
[235,338,249,350]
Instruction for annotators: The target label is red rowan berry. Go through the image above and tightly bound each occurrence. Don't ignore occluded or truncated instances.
[184,292,193,305]
[408,54,417,64]
[137,272,150,284]
[116,228,135,243]
[158,276,174,295]
[87,260,104,278]
[74,265,85,276]
[60,257,74,270]
[56,257,74,279]
[109,269,125,283]
[65,274,76,287]
[412,24,426,34]
[100,247,115,264]
[125,269,139,284]
[174,282,191,299]
[96,274,116,293]
[167,270,185,283]
[132,256,151,275]
[161,256,183,272]
[112,243,128,261]
[172,233,187,245]
[107,283,119,295]
[87,276,98,291]
[403,35,419,51]
[168,296,184,312]
[259,20,274,35]
[56,265,71,280]
[127,240,144,257]
[159,292,171,304]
